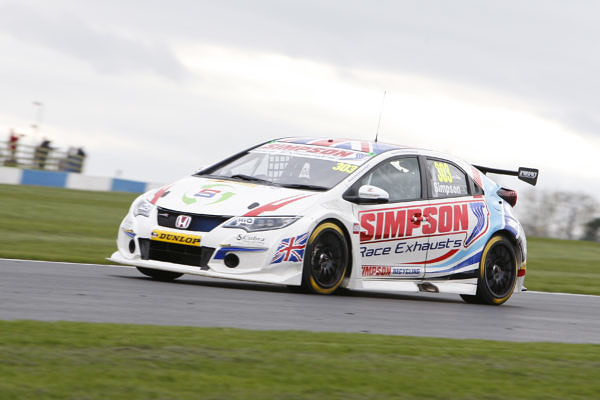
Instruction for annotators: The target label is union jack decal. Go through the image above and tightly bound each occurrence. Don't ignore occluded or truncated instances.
[279,137,400,154]
[270,233,309,264]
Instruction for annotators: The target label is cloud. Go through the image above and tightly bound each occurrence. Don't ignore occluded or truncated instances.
[175,43,600,195]
[13,0,597,140]
[0,2,186,80]
[0,1,599,200]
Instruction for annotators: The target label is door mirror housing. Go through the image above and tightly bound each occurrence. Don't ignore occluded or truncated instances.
[344,185,390,204]
[359,185,389,202]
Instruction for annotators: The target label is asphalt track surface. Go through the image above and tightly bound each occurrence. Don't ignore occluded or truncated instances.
[1,259,599,344]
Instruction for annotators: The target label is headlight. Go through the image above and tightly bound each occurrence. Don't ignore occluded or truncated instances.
[133,198,154,218]
[223,216,300,232]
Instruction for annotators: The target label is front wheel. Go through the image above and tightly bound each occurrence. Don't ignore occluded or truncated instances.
[462,235,518,305]
[137,267,183,282]
[300,222,349,294]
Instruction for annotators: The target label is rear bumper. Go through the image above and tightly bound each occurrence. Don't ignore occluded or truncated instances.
[515,262,527,292]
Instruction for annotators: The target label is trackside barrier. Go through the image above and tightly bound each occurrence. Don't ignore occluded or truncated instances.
[0,140,85,172]
[0,166,164,194]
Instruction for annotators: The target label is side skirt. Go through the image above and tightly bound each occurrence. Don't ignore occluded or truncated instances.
[347,278,478,295]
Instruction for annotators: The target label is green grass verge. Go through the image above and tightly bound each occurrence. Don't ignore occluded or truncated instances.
[1,320,598,400]
[0,184,137,263]
[525,237,600,295]
[1,184,599,294]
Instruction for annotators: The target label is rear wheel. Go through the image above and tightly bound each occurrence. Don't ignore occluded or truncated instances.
[301,222,349,294]
[461,235,518,305]
[137,267,183,282]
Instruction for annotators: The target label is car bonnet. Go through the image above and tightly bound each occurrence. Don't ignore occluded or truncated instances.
[150,176,318,217]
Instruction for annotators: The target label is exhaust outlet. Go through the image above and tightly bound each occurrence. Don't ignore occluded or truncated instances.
[418,283,439,293]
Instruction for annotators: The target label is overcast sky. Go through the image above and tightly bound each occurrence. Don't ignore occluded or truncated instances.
[1,0,599,199]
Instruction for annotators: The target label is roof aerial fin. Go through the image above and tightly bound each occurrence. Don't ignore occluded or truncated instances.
[375,90,387,143]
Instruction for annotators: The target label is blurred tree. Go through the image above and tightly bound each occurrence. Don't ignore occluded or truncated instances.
[555,192,598,240]
[520,190,598,239]
[582,218,600,242]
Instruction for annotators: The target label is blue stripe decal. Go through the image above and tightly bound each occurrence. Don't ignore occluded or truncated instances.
[465,202,486,247]
[214,247,266,260]
[504,212,519,236]
[427,241,485,269]
[21,169,67,187]
[430,251,483,275]
[504,223,517,237]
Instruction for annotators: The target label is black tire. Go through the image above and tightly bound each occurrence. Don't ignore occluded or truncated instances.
[137,267,183,282]
[459,294,483,304]
[461,235,518,305]
[300,222,349,294]
[286,285,306,294]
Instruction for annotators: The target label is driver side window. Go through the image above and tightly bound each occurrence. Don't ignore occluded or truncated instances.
[356,157,422,202]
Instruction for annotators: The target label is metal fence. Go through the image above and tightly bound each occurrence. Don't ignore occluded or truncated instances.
[0,140,85,173]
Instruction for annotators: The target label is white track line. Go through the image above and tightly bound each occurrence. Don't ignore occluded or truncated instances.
[525,290,600,298]
[0,258,133,269]
[1,259,599,298]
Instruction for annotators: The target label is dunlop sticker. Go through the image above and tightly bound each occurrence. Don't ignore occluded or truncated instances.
[151,230,202,247]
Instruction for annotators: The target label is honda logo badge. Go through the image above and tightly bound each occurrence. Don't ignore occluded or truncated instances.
[175,215,192,229]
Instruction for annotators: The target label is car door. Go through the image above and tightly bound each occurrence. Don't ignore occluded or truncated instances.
[422,157,490,278]
[350,156,429,280]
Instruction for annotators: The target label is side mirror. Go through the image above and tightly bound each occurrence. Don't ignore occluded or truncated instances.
[345,185,389,204]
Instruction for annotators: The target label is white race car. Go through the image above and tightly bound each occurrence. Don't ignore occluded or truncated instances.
[110,138,538,305]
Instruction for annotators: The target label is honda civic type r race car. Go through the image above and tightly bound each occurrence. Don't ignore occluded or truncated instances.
[110,137,538,305]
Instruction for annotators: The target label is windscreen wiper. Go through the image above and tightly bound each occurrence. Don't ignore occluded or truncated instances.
[278,183,329,191]
[229,174,273,184]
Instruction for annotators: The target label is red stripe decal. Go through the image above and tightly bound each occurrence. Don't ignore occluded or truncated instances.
[385,248,459,266]
[425,249,460,264]
[472,167,483,188]
[243,194,313,217]
[150,184,173,205]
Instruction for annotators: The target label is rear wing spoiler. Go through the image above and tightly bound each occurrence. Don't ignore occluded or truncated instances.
[473,165,539,186]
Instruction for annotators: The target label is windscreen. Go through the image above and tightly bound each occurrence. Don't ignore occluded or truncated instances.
[200,142,375,190]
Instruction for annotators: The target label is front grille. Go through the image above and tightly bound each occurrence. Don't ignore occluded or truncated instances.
[139,239,214,268]
[157,207,231,232]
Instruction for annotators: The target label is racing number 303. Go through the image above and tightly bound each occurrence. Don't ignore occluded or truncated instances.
[332,163,358,174]
[434,162,453,183]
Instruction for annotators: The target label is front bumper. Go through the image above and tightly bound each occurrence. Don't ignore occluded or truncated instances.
[109,250,302,285]
[111,213,307,286]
